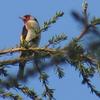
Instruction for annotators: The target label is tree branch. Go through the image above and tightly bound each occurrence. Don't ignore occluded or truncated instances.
[0,47,56,55]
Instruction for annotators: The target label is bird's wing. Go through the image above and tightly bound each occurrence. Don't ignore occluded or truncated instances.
[20,25,28,42]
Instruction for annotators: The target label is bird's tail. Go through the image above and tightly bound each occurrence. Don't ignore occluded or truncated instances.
[17,52,26,79]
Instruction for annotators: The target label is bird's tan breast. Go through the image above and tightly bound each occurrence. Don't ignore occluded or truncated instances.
[25,20,40,45]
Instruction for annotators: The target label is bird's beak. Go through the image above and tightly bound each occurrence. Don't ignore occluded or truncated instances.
[19,16,25,20]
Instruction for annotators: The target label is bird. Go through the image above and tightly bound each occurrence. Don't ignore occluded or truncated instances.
[17,15,40,79]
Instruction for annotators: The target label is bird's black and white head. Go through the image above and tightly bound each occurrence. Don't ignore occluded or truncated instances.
[20,15,38,24]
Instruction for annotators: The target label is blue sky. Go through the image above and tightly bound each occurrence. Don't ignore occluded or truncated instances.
[0,0,100,100]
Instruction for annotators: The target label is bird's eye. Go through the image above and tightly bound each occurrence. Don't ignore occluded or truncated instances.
[25,16,28,19]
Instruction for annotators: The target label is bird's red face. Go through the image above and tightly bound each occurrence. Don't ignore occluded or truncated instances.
[20,15,31,23]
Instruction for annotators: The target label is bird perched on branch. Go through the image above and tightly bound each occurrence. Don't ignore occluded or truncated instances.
[17,15,40,79]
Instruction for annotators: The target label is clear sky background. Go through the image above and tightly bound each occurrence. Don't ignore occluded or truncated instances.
[0,0,100,100]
